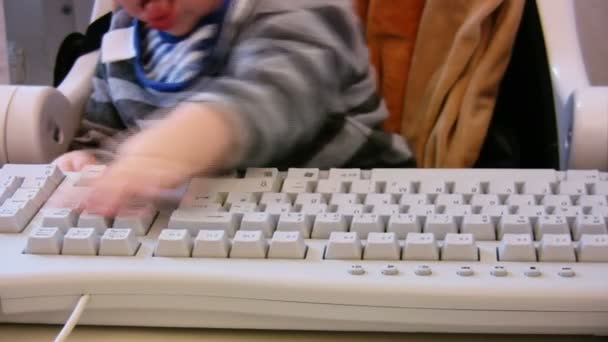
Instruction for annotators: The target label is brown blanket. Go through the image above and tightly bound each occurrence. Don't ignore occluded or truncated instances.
[354,0,425,134]
[401,0,524,167]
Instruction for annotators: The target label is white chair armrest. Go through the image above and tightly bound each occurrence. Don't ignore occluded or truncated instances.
[570,87,608,170]
[537,0,607,171]
[0,85,74,163]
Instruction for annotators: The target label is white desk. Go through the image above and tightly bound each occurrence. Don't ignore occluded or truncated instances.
[0,325,603,342]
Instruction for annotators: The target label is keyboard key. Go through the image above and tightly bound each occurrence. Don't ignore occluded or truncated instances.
[155,229,193,257]
[399,194,431,206]
[442,205,473,216]
[470,194,501,207]
[441,233,478,261]
[325,232,362,260]
[0,175,23,193]
[230,230,268,259]
[479,205,511,218]
[576,195,608,207]
[371,204,400,218]
[534,215,570,240]
[572,215,608,240]
[514,205,547,217]
[488,180,517,196]
[350,214,384,239]
[363,232,400,260]
[590,206,608,219]
[228,203,258,216]
[541,195,572,207]
[99,229,140,256]
[294,193,326,206]
[557,181,587,195]
[566,170,600,182]
[192,230,230,258]
[521,181,552,195]
[576,234,608,262]
[419,180,449,194]
[77,210,113,234]
[408,205,436,217]
[25,227,63,255]
[113,202,157,235]
[402,233,439,260]
[498,215,533,239]
[452,181,482,195]
[387,214,421,239]
[0,206,31,233]
[225,192,259,206]
[364,193,395,206]
[312,213,348,239]
[268,231,307,259]
[335,204,366,217]
[498,234,537,261]
[329,193,360,206]
[259,192,291,206]
[350,180,377,194]
[551,206,585,221]
[505,194,536,207]
[264,203,293,219]
[245,167,279,179]
[591,181,608,195]
[172,212,240,237]
[538,234,576,262]
[385,180,414,194]
[423,214,458,240]
[281,178,315,195]
[62,228,100,256]
[435,194,465,206]
[179,192,224,208]
[11,188,48,208]
[287,168,319,180]
[329,168,361,181]
[41,208,79,232]
[277,212,313,237]
[75,164,105,187]
[239,177,281,193]
[299,204,328,217]
[461,215,496,241]
[316,179,347,194]
[240,212,276,237]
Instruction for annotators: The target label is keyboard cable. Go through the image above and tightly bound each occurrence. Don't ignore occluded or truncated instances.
[53,294,91,342]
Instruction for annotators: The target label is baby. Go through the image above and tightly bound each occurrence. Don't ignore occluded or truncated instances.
[54,0,413,214]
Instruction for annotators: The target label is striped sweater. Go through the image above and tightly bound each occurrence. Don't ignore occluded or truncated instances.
[75,0,415,170]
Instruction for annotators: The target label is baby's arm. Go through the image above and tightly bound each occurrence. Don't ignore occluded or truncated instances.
[84,2,369,214]
[84,103,237,214]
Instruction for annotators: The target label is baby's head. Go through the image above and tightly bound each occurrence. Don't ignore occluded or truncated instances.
[116,0,221,35]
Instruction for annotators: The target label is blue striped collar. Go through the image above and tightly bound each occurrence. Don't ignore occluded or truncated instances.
[132,0,231,92]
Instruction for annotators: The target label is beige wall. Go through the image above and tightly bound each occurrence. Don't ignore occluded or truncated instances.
[0,0,9,84]
[575,0,608,86]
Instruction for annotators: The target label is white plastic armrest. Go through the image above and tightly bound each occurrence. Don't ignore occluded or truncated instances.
[0,51,99,164]
[570,87,608,171]
[0,85,73,164]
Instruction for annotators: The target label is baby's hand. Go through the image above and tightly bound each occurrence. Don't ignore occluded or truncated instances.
[81,103,236,216]
[52,151,98,172]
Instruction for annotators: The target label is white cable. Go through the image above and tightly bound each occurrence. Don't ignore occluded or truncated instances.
[54,294,91,342]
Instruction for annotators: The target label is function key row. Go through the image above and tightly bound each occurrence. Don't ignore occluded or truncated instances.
[183,192,608,208]
[280,179,608,196]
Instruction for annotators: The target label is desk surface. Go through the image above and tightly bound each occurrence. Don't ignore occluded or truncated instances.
[1,325,603,342]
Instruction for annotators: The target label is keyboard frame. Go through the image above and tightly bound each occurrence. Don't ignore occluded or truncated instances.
[1,169,607,335]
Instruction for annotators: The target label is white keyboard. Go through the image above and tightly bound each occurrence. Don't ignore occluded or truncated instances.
[1,164,607,335]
